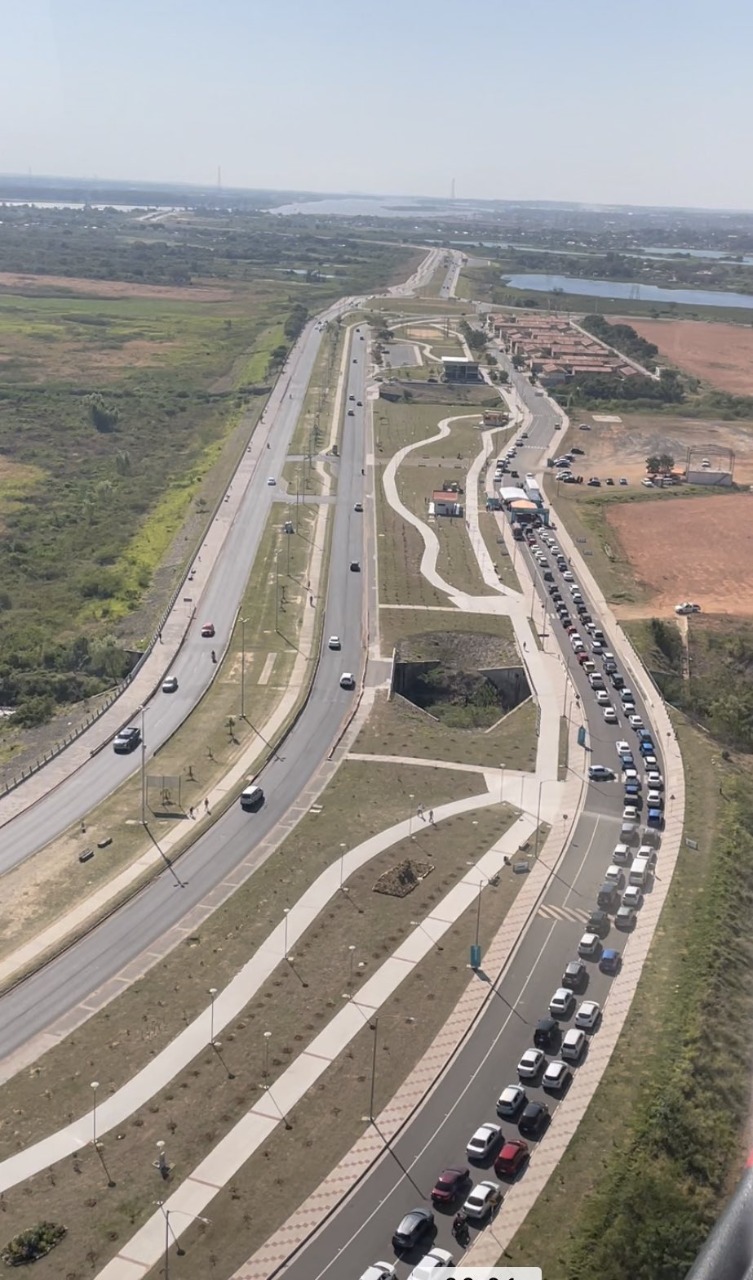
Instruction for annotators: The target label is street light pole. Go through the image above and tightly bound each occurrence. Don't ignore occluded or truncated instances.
[499,762,506,804]
[240,617,247,719]
[475,879,485,947]
[208,988,218,1047]
[368,1017,379,1123]
[263,1030,272,1081]
[535,780,544,858]
[348,944,356,984]
[140,705,147,826]
[90,1081,99,1148]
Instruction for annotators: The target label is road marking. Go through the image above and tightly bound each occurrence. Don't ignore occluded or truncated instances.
[537,904,588,924]
[257,653,277,686]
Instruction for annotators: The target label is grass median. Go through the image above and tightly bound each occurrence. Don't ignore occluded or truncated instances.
[0,786,521,1276]
[504,716,753,1280]
[0,498,323,967]
[395,463,499,598]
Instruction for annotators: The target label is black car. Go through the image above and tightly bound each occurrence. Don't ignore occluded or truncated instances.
[586,909,610,938]
[533,1017,559,1051]
[597,883,621,912]
[562,959,588,992]
[519,1101,550,1140]
[392,1207,434,1252]
[349,561,361,572]
[113,726,141,754]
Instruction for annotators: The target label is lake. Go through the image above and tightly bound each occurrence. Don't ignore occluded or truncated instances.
[502,273,753,310]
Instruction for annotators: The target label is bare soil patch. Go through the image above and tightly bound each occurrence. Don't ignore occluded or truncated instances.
[566,411,753,484]
[0,271,236,302]
[606,493,753,617]
[405,326,445,340]
[614,316,753,395]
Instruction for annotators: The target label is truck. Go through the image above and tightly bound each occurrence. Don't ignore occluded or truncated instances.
[524,476,543,506]
[512,522,524,541]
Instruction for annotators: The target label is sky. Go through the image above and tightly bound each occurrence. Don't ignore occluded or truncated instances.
[1,0,752,209]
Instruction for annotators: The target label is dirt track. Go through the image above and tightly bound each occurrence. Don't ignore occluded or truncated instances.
[607,493,753,617]
[614,316,753,395]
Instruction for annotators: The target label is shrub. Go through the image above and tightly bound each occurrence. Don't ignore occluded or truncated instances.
[2,1221,66,1266]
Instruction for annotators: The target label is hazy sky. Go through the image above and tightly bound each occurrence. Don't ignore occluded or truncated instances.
[1,0,751,209]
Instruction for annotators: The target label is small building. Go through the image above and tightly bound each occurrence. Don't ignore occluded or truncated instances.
[441,356,479,382]
[431,490,463,516]
[482,409,508,426]
[686,469,732,486]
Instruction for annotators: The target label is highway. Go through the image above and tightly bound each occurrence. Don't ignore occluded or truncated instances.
[0,334,372,1060]
[0,301,358,876]
[279,387,664,1279]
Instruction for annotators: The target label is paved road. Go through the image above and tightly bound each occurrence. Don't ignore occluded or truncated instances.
[0,302,357,876]
[280,392,664,1280]
[0,339,372,1060]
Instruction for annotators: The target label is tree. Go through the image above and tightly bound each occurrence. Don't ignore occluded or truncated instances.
[646,455,661,475]
[658,453,675,474]
[88,394,119,433]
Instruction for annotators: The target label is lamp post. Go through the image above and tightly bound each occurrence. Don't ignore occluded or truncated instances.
[499,762,506,804]
[263,1030,272,1081]
[156,1202,210,1280]
[368,1016,379,1123]
[90,1081,99,1149]
[240,617,247,719]
[339,841,347,891]
[474,876,487,948]
[140,705,147,826]
[535,780,544,858]
[348,944,356,984]
[208,988,218,1047]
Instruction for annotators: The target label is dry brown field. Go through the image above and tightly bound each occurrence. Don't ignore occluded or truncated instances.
[0,271,235,302]
[567,412,753,484]
[613,316,753,395]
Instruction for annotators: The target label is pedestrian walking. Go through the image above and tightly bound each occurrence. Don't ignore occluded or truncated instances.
[204,798,210,814]
[428,809,434,825]
[158,629,163,644]
[189,806,195,820]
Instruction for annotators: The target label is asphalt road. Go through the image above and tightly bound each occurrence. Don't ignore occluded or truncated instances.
[280,383,664,1280]
[0,303,350,876]
[0,335,372,1060]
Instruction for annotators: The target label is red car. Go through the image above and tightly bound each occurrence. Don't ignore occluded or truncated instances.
[494,1139,529,1177]
[200,622,215,638]
[430,1165,470,1204]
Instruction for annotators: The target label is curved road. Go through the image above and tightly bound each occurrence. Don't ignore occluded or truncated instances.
[279,383,664,1279]
[0,339,373,1060]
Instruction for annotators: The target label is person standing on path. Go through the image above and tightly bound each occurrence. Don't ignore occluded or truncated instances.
[189,806,195,820]
[204,798,210,815]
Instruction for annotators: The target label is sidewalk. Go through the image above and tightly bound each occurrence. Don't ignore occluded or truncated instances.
[94,738,584,1280]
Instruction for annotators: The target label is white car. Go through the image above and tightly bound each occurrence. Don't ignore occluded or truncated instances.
[577,932,601,958]
[327,636,341,650]
[644,754,658,770]
[496,1083,527,1118]
[628,714,644,730]
[604,865,625,888]
[542,1060,572,1092]
[616,740,630,756]
[622,885,643,909]
[646,771,664,789]
[407,1250,454,1280]
[592,641,604,654]
[360,1266,396,1280]
[339,672,356,689]
[623,805,639,822]
[595,690,610,705]
[467,1123,501,1161]
[517,1048,545,1079]
[612,842,631,864]
[563,571,574,582]
[267,476,276,485]
[575,999,601,1030]
[624,768,639,783]
[647,789,664,807]
[603,707,618,724]
[463,1180,502,1221]
[549,986,576,1017]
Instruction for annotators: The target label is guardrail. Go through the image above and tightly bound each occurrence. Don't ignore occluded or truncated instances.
[685,1161,753,1280]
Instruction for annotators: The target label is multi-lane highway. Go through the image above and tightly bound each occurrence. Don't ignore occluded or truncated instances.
[279,389,664,1280]
[0,300,361,875]
[0,333,373,1059]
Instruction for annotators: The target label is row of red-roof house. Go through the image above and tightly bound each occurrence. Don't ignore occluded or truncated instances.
[487,313,639,387]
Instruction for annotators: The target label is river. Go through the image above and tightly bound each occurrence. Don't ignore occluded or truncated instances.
[502,272,753,310]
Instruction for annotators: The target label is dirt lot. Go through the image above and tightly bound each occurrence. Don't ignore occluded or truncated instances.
[0,271,235,302]
[405,326,445,340]
[606,493,753,616]
[614,316,753,395]
[567,412,753,484]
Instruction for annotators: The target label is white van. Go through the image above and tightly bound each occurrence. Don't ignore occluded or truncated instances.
[628,855,651,887]
[239,784,264,811]
[561,1028,586,1062]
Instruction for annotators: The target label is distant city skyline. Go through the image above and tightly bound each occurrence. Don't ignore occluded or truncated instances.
[1,0,752,210]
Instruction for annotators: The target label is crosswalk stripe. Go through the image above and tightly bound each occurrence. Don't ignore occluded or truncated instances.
[537,904,588,924]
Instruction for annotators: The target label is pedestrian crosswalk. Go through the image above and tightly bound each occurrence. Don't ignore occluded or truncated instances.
[537,903,589,925]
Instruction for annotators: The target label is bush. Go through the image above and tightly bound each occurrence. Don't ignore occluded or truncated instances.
[2,1221,66,1266]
